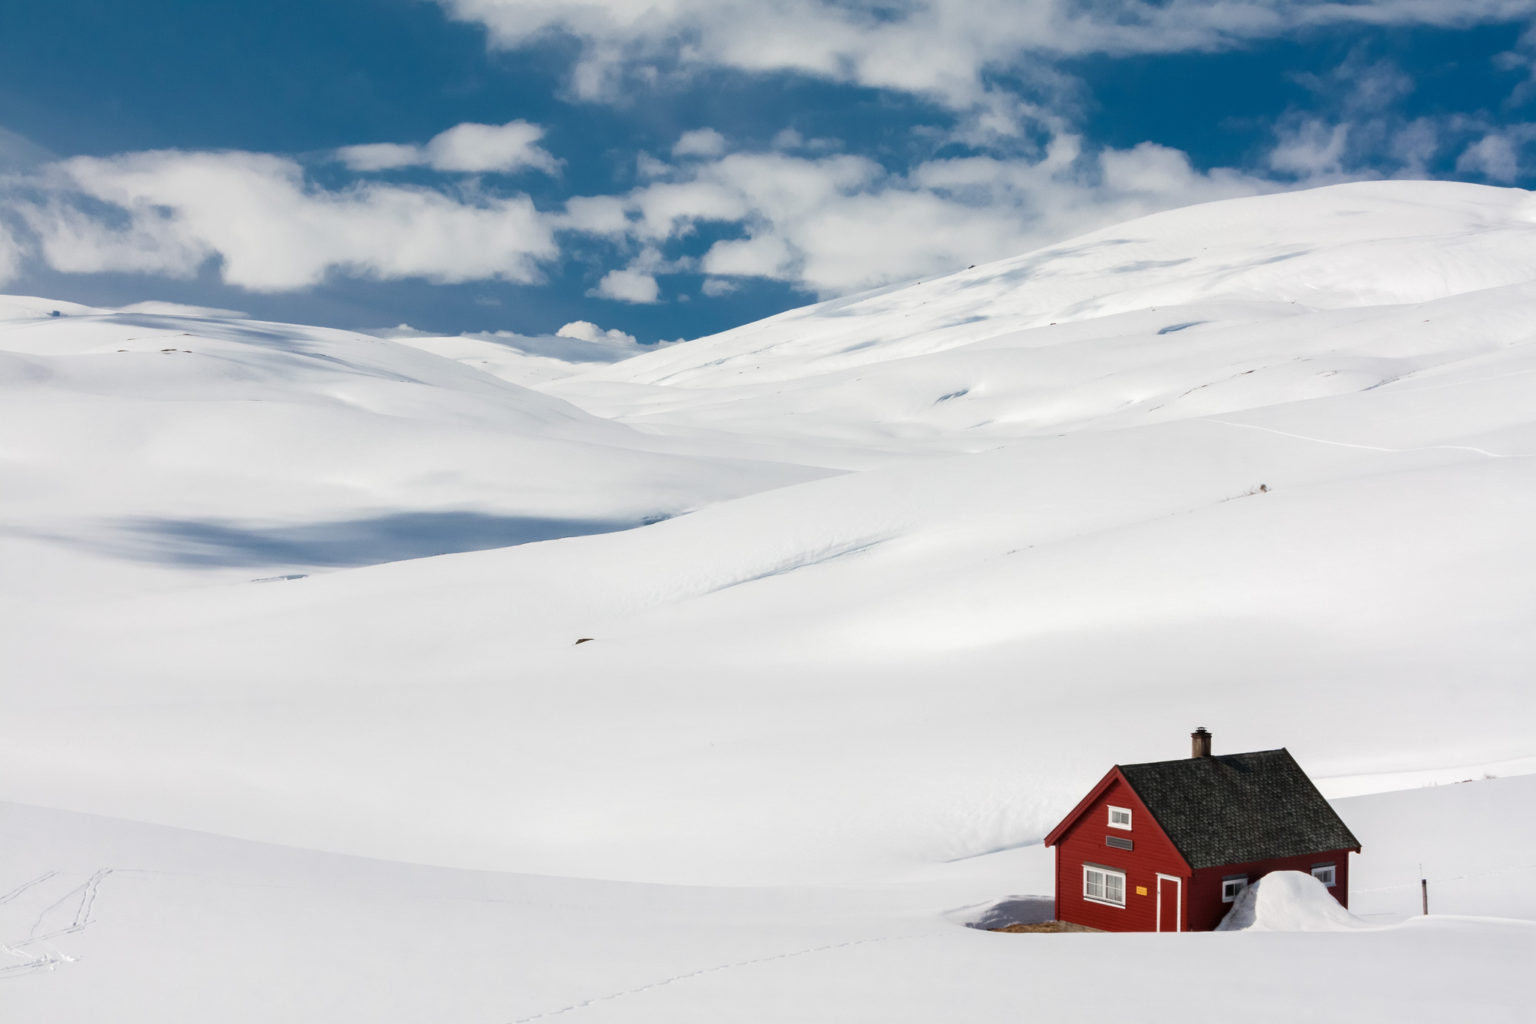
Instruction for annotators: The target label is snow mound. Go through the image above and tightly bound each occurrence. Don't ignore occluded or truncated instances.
[1217,871,1369,932]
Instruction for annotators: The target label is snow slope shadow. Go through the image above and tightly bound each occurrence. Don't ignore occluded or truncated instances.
[87,511,644,569]
[957,895,1055,930]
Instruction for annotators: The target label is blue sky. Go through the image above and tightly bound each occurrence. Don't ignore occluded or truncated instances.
[1,1,1533,346]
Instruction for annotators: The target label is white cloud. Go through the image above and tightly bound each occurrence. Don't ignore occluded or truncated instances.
[0,222,24,283]
[332,142,423,172]
[378,319,654,363]
[556,319,639,347]
[20,150,557,291]
[592,267,661,302]
[701,234,794,279]
[1100,142,1205,194]
[435,0,1536,110]
[628,178,755,240]
[578,134,1274,298]
[672,128,727,159]
[1456,133,1522,183]
[427,120,560,173]
[559,194,631,235]
[770,129,806,151]
[1268,120,1351,178]
[334,120,559,175]
[17,191,213,278]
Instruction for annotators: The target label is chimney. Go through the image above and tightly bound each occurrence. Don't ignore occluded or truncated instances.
[1191,727,1212,758]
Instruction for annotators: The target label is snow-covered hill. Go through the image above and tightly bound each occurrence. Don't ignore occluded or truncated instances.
[2,180,1534,1019]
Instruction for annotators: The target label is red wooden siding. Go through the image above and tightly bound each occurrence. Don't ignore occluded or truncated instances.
[1187,848,1354,932]
[1052,771,1191,932]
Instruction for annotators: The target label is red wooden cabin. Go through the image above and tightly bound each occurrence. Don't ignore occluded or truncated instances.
[1044,728,1361,932]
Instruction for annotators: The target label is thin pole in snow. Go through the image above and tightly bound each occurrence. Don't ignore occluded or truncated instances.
[1419,864,1428,916]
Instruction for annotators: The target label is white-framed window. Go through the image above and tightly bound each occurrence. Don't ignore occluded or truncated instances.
[1221,876,1249,903]
[1083,865,1127,908]
[1311,863,1337,887]
[1107,805,1132,830]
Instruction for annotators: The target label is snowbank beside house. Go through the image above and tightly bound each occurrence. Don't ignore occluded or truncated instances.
[1218,871,1369,932]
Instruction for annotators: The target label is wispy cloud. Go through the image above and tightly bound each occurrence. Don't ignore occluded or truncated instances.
[0,220,23,283]
[1496,23,1536,105]
[1260,51,1536,186]
[333,120,560,174]
[1457,129,1534,181]
[0,125,58,173]
[1269,119,1352,178]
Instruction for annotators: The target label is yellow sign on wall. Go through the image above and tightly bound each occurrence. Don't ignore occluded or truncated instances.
[1135,885,1148,896]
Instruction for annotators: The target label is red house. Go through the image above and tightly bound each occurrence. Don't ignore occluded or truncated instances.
[1044,728,1361,932]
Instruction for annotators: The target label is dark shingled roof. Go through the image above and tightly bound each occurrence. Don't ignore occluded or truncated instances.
[1117,748,1360,870]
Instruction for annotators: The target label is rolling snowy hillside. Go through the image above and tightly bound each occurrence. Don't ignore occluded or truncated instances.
[2,180,1534,1020]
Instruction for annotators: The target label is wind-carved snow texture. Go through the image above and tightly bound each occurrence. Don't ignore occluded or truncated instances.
[0,869,112,978]
[708,537,887,593]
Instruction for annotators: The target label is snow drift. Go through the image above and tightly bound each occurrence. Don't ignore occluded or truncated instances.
[1217,871,1369,932]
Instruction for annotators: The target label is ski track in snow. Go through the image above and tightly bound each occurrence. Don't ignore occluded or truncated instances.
[506,930,941,1022]
[1205,417,1515,460]
[0,871,59,906]
[0,868,113,979]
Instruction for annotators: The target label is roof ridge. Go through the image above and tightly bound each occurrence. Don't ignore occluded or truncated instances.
[1117,746,1289,770]
[1112,747,1359,868]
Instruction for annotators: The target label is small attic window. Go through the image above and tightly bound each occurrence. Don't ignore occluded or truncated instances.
[1107,806,1132,830]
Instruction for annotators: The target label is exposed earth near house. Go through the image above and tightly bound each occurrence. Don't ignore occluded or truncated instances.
[2,181,1534,1020]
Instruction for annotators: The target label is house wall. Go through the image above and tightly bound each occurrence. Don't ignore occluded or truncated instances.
[1187,848,1354,932]
[1054,774,1190,932]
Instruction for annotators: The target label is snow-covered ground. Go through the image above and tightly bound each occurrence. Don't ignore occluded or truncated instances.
[3,776,1530,1021]
[2,180,1534,1019]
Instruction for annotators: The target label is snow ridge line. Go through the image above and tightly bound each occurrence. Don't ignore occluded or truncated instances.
[506,929,940,1022]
